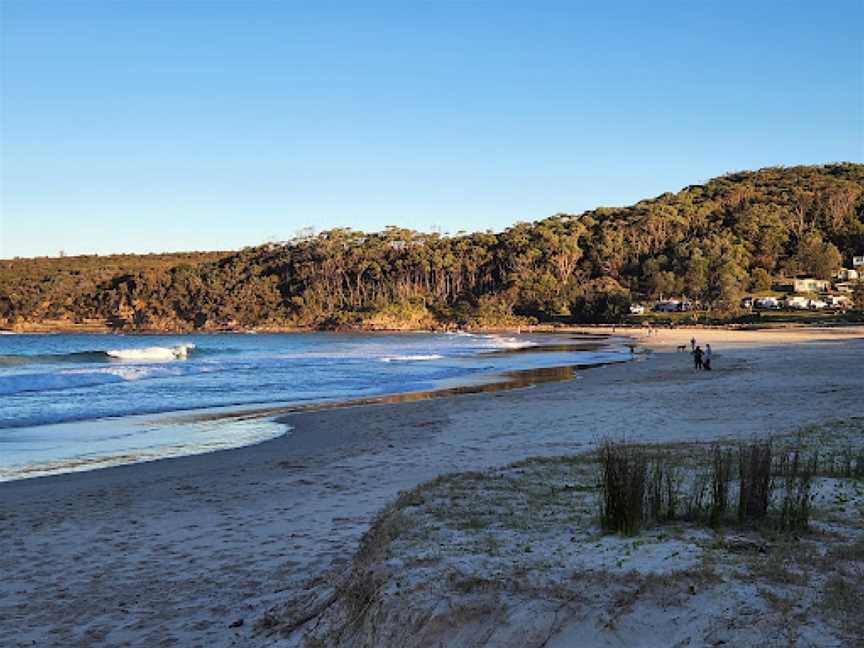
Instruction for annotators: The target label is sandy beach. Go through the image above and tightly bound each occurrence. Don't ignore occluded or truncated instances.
[1,326,863,647]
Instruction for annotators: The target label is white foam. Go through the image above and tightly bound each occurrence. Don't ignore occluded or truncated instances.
[482,335,536,349]
[380,354,444,362]
[106,343,195,361]
[71,366,161,381]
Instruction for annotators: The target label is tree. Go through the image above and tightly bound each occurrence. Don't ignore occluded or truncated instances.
[702,234,750,315]
[571,291,631,323]
[683,250,709,299]
[2,163,863,329]
[714,264,746,315]
[733,204,788,270]
[854,282,864,310]
[793,233,842,279]
[750,268,772,292]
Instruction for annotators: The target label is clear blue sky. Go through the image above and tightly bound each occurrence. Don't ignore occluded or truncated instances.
[1,1,862,258]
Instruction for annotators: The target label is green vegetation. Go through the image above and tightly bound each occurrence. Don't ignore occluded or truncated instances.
[597,433,864,537]
[2,164,863,330]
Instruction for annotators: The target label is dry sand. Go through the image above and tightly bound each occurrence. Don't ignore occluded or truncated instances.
[1,326,862,647]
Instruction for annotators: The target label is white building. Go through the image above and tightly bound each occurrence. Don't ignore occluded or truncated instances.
[793,277,830,293]
[853,256,864,268]
[835,268,860,282]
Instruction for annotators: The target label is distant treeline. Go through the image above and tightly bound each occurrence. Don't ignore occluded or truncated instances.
[2,164,863,331]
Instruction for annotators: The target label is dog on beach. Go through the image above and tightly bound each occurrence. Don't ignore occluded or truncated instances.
[676,345,687,352]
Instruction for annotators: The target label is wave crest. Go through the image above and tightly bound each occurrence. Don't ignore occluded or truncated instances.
[0,343,198,366]
[106,344,196,361]
[482,335,536,350]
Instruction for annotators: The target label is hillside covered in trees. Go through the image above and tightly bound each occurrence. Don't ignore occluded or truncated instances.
[2,164,863,331]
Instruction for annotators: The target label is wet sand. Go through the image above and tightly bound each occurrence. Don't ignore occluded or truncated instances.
[1,326,862,647]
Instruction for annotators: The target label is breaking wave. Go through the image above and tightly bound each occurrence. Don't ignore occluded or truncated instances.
[480,335,537,350]
[0,344,198,367]
[106,344,196,361]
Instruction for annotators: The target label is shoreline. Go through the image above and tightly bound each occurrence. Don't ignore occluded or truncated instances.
[1,326,862,647]
[6,325,859,493]
[0,334,632,483]
[0,359,628,485]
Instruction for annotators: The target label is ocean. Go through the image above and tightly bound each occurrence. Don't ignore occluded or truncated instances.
[0,331,629,480]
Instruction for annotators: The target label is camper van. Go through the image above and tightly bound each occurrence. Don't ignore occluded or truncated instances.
[754,297,780,310]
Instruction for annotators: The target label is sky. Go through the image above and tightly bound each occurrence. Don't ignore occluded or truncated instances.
[1,1,862,258]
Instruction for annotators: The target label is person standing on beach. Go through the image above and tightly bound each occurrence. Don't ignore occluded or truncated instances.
[693,345,703,370]
[704,344,712,371]
[690,337,696,351]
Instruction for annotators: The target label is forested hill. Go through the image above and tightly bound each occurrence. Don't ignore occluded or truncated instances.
[2,163,863,331]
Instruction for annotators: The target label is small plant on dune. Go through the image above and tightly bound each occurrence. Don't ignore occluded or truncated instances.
[598,441,682,535]
[837,446,864,479]
[598,440,647,536]
[738,441,773,523]
[683,472,710,522]
[709,444,734,528]
[776,449,815,532]
[646,451,680,523]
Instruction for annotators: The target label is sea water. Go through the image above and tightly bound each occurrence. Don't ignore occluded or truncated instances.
[0,331,629,480]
